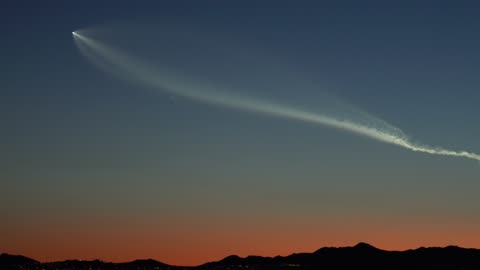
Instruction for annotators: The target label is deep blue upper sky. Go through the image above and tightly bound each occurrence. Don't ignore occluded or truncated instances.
[2,0,480,264]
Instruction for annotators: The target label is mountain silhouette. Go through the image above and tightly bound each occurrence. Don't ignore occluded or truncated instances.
[0,254,39,270]
[3,243,480,270]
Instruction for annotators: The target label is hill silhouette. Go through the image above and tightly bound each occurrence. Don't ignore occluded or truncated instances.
[0,253,39,270]
[3,243,480,270]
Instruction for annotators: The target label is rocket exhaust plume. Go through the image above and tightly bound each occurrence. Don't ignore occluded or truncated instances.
[72,30,480,163]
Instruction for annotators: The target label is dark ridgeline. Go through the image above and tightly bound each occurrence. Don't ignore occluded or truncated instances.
[3,243,480,270]
[0,253,38,270]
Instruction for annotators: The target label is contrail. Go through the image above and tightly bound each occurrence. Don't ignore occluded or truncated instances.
[72,31,480,162]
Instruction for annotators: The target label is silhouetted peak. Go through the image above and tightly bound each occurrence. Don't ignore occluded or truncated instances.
[127,259,166,265]
[124,259,168,267]
[353,242,378,250]
[0,253,39,265]
[219,255,242,264]
[445,245,461,250]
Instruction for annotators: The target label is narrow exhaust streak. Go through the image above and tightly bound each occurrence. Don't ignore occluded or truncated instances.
[72,31,480,162]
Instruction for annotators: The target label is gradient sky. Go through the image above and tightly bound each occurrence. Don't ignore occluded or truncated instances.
[2,0,480,266]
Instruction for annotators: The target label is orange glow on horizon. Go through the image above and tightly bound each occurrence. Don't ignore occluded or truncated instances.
[3,217,480,266]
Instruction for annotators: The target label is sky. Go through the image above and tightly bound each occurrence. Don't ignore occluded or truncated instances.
[2,0,480,266]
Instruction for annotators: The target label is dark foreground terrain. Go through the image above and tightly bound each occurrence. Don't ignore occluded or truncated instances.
[3,243,480,270]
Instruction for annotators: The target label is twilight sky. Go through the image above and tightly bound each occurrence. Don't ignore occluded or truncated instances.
[2,0,480,266]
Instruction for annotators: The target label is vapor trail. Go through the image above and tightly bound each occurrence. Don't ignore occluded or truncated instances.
[72,31,480,162]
